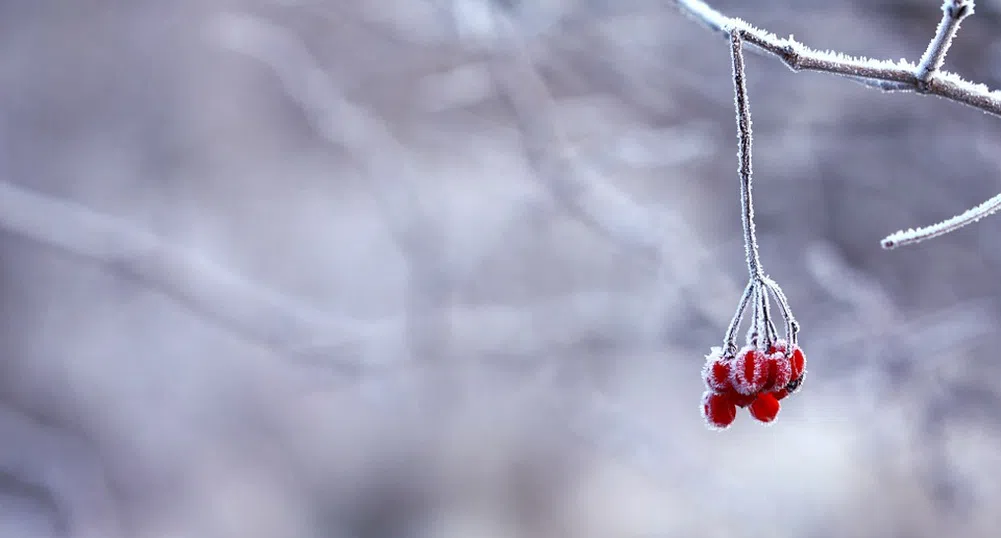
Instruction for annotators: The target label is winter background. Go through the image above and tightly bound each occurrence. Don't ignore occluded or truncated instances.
[2,0,1001,537]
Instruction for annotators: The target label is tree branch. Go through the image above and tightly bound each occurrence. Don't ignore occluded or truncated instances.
[672,0,1001,117]
[917,0,974,82]
[672,0,1001,246]
[880,191,1001,249]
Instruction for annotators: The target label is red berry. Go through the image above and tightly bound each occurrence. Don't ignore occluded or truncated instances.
[771,388,789,401]
[790,347,806,378]
[702,348,734,392]
[730,392,756,407]
[730,346,769,395]
[701,391,737,430]
[749,392,781,423]
[762,352,793,393]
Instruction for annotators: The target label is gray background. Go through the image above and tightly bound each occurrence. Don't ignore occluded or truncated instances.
[2,0,1001,537]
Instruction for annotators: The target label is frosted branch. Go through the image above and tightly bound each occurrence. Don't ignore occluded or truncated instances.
[729,29,762,281]
[672,0,1001,246]
[672,0,1001,117]
[917,0,973,82]
[880,191,1001,249]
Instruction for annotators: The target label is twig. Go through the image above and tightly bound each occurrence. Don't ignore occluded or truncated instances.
[729,29,761,281]
[917,0,974,83]
[880,191,1001,248]
[722,280,753,356]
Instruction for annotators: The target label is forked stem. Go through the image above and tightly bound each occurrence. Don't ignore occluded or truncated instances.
[916,0,974,82]
[724,280,754,355]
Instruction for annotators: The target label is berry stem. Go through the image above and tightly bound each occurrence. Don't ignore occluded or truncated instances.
[724,280,754,355]
[746,282,775,348]
[729,28,763,281]
[761,276,799,346]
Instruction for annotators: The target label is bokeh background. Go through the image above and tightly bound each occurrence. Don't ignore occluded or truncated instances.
[2,0,1001,537]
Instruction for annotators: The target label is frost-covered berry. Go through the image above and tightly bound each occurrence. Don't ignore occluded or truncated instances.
[702,347,734,392]
[730,346,769,395]
[769,340,806,375]
[730,392,756,408]
[761,351,793,393]
[790,347,806,379]
[749,392,781,423]
[701,391,737,430]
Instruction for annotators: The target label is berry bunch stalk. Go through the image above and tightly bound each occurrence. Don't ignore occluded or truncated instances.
[724,29,798,357]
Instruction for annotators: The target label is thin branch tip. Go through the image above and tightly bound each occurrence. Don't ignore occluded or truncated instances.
[946,0,975,19]
[880,191,1001,249]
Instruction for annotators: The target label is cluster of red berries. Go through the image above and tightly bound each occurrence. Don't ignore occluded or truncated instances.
[701,340,806,429]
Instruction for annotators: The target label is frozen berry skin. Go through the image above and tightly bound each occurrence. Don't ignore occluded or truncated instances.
[749,392,781,423]
[701,391,737,430]
[730,392,756,408]
[730,346,769,395]
[762,352,793,393]
[767,340,807,394]
[767,340,786,354]
[771,388,789,401]
[790,347,806,379]
[702,348,734,393]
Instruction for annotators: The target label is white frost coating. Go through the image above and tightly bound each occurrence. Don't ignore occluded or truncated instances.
[881,191,1001,249]
[701,390,734,430]
[702,346,732,392]
[671,0,1001,117]
[729,345,768,395]
[766,350,793,392]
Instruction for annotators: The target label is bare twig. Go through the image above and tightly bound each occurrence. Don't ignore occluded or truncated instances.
[880,191,1001,248]
[917,0,974,83]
